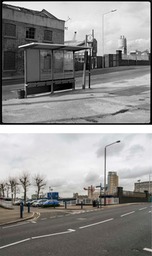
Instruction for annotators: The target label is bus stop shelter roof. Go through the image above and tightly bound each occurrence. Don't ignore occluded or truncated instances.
[18,42,91,52]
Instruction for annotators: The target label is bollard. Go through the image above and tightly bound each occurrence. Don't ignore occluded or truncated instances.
[64,201,67,209]
[28,202,30,213]
[81,201,83,209]
[20,202,24,218]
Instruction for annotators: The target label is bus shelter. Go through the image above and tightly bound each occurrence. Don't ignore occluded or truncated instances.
[18,42,91,97]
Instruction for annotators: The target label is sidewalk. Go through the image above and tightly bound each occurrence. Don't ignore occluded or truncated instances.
[0,206,34,226]
[2,72,150,123]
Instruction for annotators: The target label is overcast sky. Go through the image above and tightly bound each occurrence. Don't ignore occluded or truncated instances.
[4,1,150,55]
[0,133,151,198]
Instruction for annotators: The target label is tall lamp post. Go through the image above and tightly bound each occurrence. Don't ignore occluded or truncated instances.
[102,9,117,67]
[104,140,121,206]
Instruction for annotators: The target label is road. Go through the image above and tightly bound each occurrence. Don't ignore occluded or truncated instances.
[0,203,151,256]
[2,66,150,100]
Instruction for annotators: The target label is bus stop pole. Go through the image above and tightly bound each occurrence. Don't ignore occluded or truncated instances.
[88,48,91,89]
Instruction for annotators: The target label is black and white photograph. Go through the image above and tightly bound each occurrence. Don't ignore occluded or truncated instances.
[1,1,150,124]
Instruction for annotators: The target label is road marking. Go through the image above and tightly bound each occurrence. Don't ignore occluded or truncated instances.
[41,218,47,221]
[148,211,151,213]
[0,229,76,250]
[120,211,135,217]
[79,218,114,229]
[31,229,75,239]
[0,238,31,250]
[139,207,147,211]
[2,222,28,229]
[143,248,152,253]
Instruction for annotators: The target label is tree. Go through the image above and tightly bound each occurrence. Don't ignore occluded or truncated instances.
[0,181,7,197]
[19,172,30,203]
[33,174,46,199]
[7,177,18,202]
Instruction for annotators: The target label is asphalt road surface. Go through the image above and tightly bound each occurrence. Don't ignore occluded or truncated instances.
[0,203,151,256]
[2,66,150,101]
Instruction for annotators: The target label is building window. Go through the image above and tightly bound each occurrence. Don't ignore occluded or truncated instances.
[44,30,52,42]
[4,23,16,37]
[4,51,16,70]
[26,27,35,39]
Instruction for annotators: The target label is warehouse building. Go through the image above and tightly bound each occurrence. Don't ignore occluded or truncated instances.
[2,3,65,78]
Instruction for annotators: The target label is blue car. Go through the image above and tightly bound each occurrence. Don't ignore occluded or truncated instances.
[42,199,60,207]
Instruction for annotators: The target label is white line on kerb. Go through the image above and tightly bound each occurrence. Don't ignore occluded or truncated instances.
[79,218,114,229]
[120,211,135,217]
[143,248,152,253]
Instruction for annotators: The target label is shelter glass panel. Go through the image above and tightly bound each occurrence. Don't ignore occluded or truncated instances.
[63,51,74,78]
[53,50,64,79]
[40,50,52,81]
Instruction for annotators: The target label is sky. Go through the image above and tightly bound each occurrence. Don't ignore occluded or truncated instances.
[3,1,150,55]
[0,133,152,198]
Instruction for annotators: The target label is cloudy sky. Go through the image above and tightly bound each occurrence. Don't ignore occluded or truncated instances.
[4,1,150,55]
[0,133,151,198]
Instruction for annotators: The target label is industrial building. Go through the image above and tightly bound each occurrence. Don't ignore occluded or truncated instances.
[2,3,65,78]
[118,35,127,54]
[134,181,152,194]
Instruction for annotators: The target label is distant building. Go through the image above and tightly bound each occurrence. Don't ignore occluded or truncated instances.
[2,3,65,78]
[134,181,152,194]
[118,35,127,54]
[65,31,97,68]
[107,172,119,194]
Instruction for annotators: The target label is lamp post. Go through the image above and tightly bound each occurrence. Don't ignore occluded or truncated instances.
[104,140,120,206]
[102,9,117,67]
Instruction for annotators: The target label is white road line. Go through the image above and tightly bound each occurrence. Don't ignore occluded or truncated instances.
[79,218,114,229]
[2,222,28,229]
[139,207,147,211]
[120,211,135,217]
[148,211,151,213]
[0,229,75,250]
[31,229,75,240]
[143,248,152,253]
[0,238,31,250]
[41,218,47,221]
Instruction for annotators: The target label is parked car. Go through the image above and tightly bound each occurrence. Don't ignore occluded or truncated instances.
[13,199,22,205]
[32,199,47,207]
[42,199,60,207]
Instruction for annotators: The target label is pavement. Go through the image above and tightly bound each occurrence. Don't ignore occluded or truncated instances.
[2,71,150,123]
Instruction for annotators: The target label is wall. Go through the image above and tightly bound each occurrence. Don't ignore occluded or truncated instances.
[117,187,149,204]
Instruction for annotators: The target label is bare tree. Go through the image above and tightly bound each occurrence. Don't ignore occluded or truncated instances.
[0,181,7,197]
[33,174,46,199]
[19,172,30,203]
[7,177,19,202]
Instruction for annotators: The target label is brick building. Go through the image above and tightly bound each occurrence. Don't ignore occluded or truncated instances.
[2,3,65,78]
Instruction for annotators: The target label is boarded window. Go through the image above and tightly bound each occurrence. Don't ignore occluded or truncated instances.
[26,27,35,39]
[44,30,52,41]
[4,51,16,70]
[4,23,16,37]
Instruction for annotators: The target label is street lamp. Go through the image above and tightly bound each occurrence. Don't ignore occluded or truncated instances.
[102,9,117,67]
[104,140,120,206]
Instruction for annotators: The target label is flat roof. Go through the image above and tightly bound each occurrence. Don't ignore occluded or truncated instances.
[18,42,91,52]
